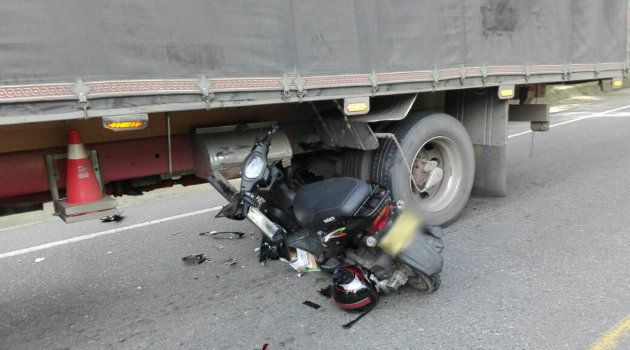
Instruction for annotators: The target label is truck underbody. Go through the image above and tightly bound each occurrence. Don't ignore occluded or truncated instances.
[1,0,628,225]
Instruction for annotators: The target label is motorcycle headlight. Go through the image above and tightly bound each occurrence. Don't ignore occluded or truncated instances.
[243,155,266,179]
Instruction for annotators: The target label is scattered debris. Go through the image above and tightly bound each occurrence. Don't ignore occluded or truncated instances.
[213,245,225,250]
[171,231,181,236]
[318,285,332,298]
[289,249,320,275]
[34,257,46,263]
[342,307,374,329]
[118,330,147,343]
[182,254,211,265]
[224,258,238,266]
[303,300,321,310]
[100,213,124,223]
[199,231,245,239]
[315,284,372,329]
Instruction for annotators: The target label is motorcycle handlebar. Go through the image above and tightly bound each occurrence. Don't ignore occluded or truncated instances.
[260,124,279,147]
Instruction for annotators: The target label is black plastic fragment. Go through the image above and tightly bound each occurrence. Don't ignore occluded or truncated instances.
[199,231,245,238]
[303,300,321,309]
[182,254,210,265]
[342,306,374,329]
[101,214,124,222]
[318,285,332,298]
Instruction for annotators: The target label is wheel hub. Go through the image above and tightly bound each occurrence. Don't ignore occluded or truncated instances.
[411,145,445,199]
[416,160,444,194]
[409,136,464,212]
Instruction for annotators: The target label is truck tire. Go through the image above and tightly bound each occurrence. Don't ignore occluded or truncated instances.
[342,149,374,181]
[342,122,393,180]
[372,112,474,226]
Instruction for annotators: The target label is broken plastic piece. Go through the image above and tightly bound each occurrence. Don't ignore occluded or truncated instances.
[342,306,374,329]
[318,285,332,298]
[101,214,124,222]
[182,254,210,265]
[199,231,245,238]
[224,258,238,266]
[303,300,321,309]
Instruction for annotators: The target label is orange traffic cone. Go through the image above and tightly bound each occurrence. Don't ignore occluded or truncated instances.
[65,130,103,204]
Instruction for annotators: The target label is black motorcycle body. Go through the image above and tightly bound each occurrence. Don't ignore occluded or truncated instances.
[217,125,444,293]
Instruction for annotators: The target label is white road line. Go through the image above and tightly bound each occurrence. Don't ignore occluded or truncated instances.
[590,113,630,118]
[0,205,223,259]
[508,105,630,139]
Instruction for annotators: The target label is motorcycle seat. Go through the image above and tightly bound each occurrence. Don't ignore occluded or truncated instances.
[293,177,371,230]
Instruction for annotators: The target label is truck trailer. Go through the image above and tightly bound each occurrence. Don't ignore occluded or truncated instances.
[0,0,628,226]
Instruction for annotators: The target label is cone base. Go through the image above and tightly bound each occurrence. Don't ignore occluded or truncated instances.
[55,195,118,223]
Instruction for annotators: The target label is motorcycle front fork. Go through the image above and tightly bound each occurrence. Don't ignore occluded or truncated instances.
[206,170,291,261]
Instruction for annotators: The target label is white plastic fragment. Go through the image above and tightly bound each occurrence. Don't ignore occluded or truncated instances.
[34,257,46,263]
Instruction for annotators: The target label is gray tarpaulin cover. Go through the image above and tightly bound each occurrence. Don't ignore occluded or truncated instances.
[1,0,627,83]
[0,0,628,118]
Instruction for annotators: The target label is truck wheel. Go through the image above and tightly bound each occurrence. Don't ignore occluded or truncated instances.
[342,122,392,180]
[372,112,474,226]
[343,149,374,180]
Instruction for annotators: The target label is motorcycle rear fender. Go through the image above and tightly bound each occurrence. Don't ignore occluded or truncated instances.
[396,229,444,276]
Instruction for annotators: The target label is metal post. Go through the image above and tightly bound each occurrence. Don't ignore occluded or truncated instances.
[44,154,60,202]
[166,113,173,175]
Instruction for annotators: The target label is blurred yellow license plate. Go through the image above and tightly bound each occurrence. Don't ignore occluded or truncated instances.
[378,210,421,257]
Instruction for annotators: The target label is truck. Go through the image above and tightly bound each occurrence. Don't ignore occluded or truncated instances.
[1,0,629,226]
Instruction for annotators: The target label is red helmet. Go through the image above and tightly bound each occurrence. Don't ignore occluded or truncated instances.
[332,266,379,311]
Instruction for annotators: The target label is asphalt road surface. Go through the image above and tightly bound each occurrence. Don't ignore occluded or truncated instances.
[1,90,629,350]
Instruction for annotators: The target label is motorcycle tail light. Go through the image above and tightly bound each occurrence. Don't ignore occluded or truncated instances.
[369,204,392,234]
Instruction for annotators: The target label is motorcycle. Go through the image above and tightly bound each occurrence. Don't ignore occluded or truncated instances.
[213,125,444,308]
